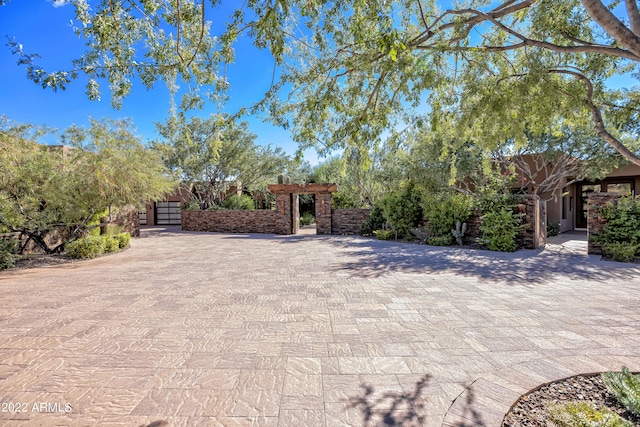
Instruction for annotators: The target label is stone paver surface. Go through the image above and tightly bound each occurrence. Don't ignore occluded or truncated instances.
[1,227,639,426]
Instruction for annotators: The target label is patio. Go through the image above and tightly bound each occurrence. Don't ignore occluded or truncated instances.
[0,227,639,426]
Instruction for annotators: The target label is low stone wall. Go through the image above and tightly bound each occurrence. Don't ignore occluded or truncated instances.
[112,205,141,237]
[181,210,279,234]
[587,192,619,255]
[331,208,371,235]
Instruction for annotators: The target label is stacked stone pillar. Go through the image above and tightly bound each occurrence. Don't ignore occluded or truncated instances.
[267,183,337,235]
[587,192,619,255]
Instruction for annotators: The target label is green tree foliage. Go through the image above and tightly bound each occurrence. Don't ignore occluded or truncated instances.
[380,181,422,240]
[152,114,295,209]
[421,192,474,238]
[592,196,640,261]
[6,1,640,167]
[478,207,523,252]
[0,118,174,254]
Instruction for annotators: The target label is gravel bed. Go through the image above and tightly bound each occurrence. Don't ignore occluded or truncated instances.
[502,374,640,426]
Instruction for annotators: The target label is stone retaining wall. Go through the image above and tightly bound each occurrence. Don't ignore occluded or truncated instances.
[587,192,619,255]
[182,210,279,234]
[331,209,371,235]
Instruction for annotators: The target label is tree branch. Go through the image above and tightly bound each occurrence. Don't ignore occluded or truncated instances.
[582,0,640,58]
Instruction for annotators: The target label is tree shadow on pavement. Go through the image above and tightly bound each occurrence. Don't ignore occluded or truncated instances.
[346,374,485,427]
[321,236,640,285]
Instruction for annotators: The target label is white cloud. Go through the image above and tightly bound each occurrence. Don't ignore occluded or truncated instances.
[50,0,68,7]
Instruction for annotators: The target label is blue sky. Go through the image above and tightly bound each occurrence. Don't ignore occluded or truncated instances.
[0,1,320,164]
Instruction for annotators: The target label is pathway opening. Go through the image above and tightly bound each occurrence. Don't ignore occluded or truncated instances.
[267,183,337,235]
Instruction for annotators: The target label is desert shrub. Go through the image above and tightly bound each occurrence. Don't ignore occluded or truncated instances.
[604,243,639,263]
[478,207,522,252]
[65,235,105,259]
[373,229,394,240]
[113,232,131,249]
[548,401,632,427]
[102,235,120,253]
[422,192,474,238]
[300,212,315,226]
[222,194,255,210]
[0,239,17,270]
[602,366,640,416]
[548,222,561,237]
[380,182,422,240]
[593,196,640,262]
[181,199,201,210]
[428,235,454,246]
[361,206,386,236]
[410,226,432,244]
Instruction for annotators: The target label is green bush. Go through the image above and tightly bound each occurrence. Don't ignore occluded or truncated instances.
[593,196,640,262]
[602,366,640,416]
[548,222,560,237]
[604,243,639,263]
[222,194,255,210]
[0,239,17,271]
[373,229,394,240]
[478,207,522,252]
[548,402,632,427]
[361,206,386,236]
[410,226,432,244]
[65,235,105,259]
[181,199,201,210]
[102,235,120,253]
[114,232,131,249]
[300,212,315,226]
[422,192,474,238]
[428,235,454,246]
[380,181,422,240]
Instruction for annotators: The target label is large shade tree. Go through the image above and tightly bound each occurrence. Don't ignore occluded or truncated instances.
[152,114,296,208]
[0,118,175,253]
[5,0,640,164]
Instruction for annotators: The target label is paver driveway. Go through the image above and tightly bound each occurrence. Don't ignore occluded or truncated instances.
[1,227,639,426]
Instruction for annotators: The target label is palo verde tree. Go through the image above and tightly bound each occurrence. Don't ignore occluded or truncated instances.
[4,1,640,164]
[0,117,174,254]
[151,114,295,208]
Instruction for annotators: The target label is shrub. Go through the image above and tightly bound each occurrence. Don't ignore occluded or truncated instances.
[300,212,315,226]
[222,194,255,210]
[602,366,640,416]
[604,243,639,263]
[373,229,394,240]
[548,401,632,427]
[361,206,386,236]
[113,232,131,249]
[478,207,522,252]
[422,192,474,238]
[181,199,201,210]
[102,235,120,253]
[547,222,560,237]
[428,235,454,246]
[0,239,17,271]
[65,235,105,259]
[410,226,433,244]
[593,196,640,262]
[380,182,422,240]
